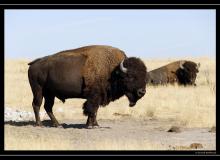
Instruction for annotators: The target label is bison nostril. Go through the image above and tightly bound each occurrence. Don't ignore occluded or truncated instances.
[137,89,146,97]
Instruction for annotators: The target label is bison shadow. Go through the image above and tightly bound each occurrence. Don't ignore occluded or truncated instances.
[4,120,111,129]
[5,120,36,126]
[62,123,87,129]
[4,120,86,129]
[4,120,57,127]
[62,123,111,129]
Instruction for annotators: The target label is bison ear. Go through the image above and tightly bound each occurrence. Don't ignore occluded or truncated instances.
[180,61,184,69]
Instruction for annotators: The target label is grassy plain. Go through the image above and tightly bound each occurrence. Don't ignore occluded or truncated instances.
[4,57,216,150]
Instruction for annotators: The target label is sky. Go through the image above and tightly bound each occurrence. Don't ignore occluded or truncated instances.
[5,9,216,59]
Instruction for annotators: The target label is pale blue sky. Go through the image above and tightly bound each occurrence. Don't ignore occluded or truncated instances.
[5,9,216,59]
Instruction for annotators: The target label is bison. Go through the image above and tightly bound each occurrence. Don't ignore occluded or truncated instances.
[28,45,148,128]
[147,60,200,86]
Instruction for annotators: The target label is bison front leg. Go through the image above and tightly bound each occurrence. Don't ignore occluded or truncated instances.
[86,108,99,129]
[83,101,99,129]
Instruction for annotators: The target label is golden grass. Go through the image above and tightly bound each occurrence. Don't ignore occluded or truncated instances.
[4,57,216,128]
[4,56,216,150]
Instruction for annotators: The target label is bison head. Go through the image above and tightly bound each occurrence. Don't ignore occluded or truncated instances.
[177,61,200,85]
[118,57,148,107]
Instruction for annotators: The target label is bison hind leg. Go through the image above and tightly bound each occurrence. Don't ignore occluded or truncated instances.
[32,86,43,127]
[44,95,61,127]
[33,102,43,127]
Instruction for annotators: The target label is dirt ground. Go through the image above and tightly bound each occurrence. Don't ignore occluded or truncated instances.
[4,116,216,150]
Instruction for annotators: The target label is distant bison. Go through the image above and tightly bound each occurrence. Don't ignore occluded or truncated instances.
[147,60,200,86]
[28,45,148,128]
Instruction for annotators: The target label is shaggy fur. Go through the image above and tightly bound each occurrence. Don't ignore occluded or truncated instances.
[55,45,127,105]
[147,60,199,85]
[28,45,147,128]
[103,57,148,106]
[28,45,127,104]
[176,61,199,85]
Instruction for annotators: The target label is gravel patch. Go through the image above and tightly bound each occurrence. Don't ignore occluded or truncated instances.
[4,107,46,122]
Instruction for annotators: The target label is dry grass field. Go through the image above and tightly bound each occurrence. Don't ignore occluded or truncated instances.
[4,56,216,150]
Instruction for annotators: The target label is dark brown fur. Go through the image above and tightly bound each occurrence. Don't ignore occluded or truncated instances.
[175,61,199,86]
[28,45,148,128]
[147,60,200,86]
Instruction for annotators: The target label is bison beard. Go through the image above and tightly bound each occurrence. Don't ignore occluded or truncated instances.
[28,45,148,128]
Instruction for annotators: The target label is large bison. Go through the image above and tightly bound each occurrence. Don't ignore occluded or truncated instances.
[28,45,148,128]
[147,60,200,86]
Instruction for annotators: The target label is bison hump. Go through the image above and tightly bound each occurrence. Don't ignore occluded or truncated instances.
[82,47,126,92]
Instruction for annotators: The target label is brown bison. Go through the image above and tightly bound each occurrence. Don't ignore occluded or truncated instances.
[147,60,200,86]
[28,45,148,128]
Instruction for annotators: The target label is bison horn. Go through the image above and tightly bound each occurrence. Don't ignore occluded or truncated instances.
[120,59,128,73]
[180,61,185,69]
[137,88,146,97]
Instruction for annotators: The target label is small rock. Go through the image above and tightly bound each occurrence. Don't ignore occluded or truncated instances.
[172,145,191,150]
[167,126,181,133]
[113,113,130,117]
[209,126,216,133]
[190,143,203,149]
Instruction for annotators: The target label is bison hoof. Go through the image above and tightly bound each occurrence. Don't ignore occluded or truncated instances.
[86,125,93,129]
[34,122,43,127]
[93,125,100,129]
[52,123,62,128]
[57,125,63,129]
[86,125,100,129]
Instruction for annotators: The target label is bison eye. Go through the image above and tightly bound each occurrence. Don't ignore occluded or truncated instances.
[185,68,190,72]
